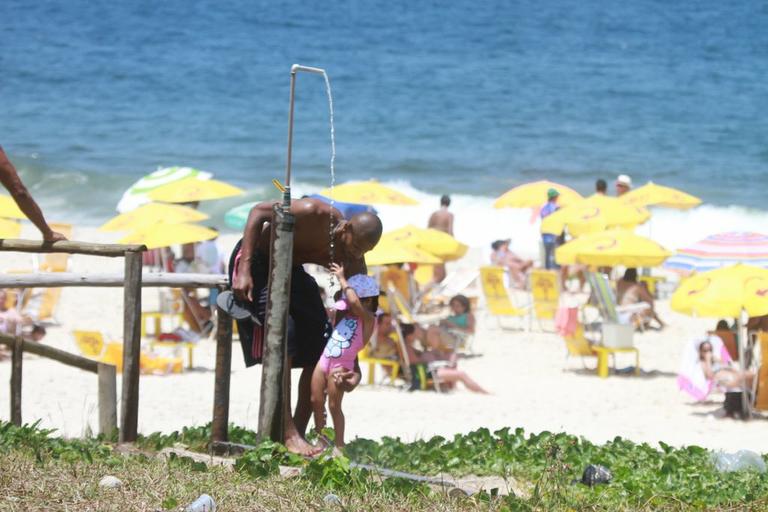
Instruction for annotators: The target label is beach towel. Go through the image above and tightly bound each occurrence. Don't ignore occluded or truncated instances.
[555,306,578,337]
[677,335,733,401]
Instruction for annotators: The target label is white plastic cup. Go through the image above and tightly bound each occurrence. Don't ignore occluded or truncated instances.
[185,494,216,512]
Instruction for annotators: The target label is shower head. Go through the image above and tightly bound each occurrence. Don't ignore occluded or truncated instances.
[291,64,326,75]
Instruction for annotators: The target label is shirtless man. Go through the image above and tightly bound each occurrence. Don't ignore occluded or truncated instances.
[427,195,453,282]
[229,198,382,455]
[0,146,66,242]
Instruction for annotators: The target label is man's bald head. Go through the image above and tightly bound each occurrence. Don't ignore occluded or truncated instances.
[349,212,383,248]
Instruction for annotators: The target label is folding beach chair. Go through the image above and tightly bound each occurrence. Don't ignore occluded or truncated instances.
[530,269,559,331]
[479,266,528,330]
[39,222,73,272]
[358,341,402,386]
[563,324,598,369]
[586,271,650,338]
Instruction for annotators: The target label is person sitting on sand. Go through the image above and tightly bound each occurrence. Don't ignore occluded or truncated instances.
[698,340,754,391]
[616,268,665,330]
[490,239,533,289]
[401,324,488,394]
[0,290,33,336]
[311,265,379,449]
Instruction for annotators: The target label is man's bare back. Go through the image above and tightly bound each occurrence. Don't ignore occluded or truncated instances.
[235,198,379,302]
[428,208,454,235]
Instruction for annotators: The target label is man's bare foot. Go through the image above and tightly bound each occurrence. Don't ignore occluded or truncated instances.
[285,432,323,457]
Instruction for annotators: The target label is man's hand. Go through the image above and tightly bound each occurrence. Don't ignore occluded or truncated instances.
[233,272,254,302]
[332,368,361,393]
[44,231,67,242]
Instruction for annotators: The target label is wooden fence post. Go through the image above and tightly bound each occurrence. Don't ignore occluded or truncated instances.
[10,336,22,426]
[98,363,117,436]
[120,250,143,442]
[211,306,233,444]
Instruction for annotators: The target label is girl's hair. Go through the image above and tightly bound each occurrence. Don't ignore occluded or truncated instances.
[698,341,713,359]
[716,319,729,331]
[450,294,471,313]
[623,268,638,282]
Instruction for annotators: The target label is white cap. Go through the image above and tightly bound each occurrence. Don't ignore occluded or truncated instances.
[616,174,632,187]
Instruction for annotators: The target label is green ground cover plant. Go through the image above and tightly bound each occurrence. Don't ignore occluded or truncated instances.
[1,420,767,511]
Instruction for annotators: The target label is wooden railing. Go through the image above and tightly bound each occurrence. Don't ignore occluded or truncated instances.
[0,333,117,435]
[0,239,234,445]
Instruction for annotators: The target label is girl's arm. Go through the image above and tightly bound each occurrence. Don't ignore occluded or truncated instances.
[466,312,476,334]
[331,264,369,319]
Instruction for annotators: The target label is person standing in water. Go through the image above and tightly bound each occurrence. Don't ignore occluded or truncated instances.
[427,194,454,283]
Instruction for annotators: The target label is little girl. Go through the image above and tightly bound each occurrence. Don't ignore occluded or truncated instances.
[311,263,379,449]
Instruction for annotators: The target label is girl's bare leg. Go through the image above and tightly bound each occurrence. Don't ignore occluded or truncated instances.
[310,365,328,439]
[327,374,346,447]
[437,368,489,394]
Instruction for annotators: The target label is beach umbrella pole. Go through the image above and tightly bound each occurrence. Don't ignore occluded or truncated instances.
[737,312,752,420]
[257,64,326,443]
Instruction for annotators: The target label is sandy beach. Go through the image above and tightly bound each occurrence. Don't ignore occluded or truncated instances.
[0,223,764,454]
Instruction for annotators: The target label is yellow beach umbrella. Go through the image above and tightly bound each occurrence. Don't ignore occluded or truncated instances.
[622,181,702,210]
[148,177,244,203]
[119,222,218,250]
[0,195,26,220]
[671,264,768,318]
[380,224,468,262]
[541,194,650,237]
[0,218,22,238]
[494,180,583,209]
[319,180,418,206]
[555,230,671,267]
[366,239,442,266]
[99,202,209,232]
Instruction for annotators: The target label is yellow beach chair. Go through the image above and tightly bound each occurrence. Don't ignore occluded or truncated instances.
[380,265,415,312]
[73,330,106,358]
[23,287,62,324]
[359,343,401,386]
[73,330,124,372]
[479,266,528,330]
[563,325,597,369]
[530,269,559,330]
[39,222,73,272]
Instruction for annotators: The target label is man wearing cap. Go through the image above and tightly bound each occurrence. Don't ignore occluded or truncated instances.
[540,188,562,270]
[615,174,632,196]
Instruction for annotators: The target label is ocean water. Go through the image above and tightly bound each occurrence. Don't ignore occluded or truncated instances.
[2,0,767,250]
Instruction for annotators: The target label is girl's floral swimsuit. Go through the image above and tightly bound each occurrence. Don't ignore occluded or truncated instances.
[318,315,364,374]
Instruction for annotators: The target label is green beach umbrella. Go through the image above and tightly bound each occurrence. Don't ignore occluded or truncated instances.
[117,166,212,213]
[224,202,256,231]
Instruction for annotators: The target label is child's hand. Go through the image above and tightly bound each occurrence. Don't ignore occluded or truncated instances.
[330,263,345,280]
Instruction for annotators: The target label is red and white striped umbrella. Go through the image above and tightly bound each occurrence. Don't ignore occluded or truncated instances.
[664,232,768,272]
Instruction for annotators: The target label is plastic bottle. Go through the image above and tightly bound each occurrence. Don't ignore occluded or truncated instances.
[185,494,216,512]
[713,450,767,473]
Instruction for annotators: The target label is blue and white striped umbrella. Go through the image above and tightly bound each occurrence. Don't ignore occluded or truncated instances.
[664,232,768,272]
